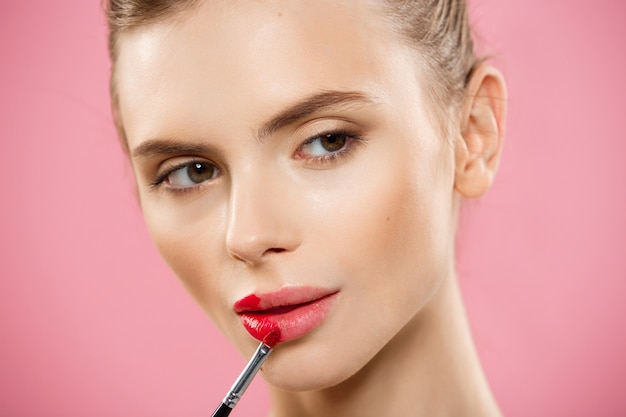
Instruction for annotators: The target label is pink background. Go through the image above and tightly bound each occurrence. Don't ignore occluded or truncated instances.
[1,1,625,416]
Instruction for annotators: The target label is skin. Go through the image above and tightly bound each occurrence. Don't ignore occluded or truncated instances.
[114,0,507,415]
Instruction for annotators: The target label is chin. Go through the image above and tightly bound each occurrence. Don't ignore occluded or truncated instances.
[262,364,356,392]
[259,339,375,392]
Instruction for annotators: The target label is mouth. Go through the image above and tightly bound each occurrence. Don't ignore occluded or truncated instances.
[234,286,339,345]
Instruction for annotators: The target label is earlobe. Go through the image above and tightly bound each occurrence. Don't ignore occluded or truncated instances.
[454,64,507,198]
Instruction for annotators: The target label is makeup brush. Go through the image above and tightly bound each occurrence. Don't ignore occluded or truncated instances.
[210,330,280,417]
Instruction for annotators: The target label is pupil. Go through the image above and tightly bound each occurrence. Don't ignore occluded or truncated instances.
[188,163,214,183]
[321,133,346,152]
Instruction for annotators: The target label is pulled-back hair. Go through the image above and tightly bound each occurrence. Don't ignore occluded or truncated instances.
[105,0,478,145]
[383,0,478,119]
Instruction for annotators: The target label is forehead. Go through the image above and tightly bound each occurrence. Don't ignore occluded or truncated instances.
[115,0,422,145]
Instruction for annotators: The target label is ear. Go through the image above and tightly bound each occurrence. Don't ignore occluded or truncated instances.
[454,64,507,198]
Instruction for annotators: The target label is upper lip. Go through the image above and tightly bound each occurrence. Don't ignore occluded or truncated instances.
[233,286,337,313]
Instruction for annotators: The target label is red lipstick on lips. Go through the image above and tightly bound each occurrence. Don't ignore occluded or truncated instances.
[234,287,338,345]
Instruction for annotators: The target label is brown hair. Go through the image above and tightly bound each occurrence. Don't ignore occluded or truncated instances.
[105,0,478,146]
[383,0,478,126]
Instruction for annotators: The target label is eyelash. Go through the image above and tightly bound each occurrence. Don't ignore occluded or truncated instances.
[150,160,220,194]
[149,129,365,193]
[294,129,365,165]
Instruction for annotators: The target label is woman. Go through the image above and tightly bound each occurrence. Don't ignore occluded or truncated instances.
[105,0,507,415]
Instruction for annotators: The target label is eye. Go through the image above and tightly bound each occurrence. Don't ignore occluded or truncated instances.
[296,132,357,161]
[155,161,220,190]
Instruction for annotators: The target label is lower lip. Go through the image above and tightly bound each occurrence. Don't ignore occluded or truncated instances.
[238,293,338,344]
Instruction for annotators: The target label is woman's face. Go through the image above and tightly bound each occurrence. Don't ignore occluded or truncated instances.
[116,0,458,390]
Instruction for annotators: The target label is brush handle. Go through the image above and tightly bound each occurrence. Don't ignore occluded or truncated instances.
[210,342,273,417]
[210,402,232,417]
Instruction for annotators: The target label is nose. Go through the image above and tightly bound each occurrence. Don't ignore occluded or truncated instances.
[225,174,300,266]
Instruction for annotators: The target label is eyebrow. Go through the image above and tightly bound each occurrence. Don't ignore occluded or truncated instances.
[131,90,377,158]
[256,90,378,140]
[131,140,222,159]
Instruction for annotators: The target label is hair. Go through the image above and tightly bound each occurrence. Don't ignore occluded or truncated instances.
[105,0,478,147]
[383,0,479,128]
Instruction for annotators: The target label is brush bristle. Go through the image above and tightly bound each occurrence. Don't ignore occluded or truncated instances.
[262,328,280,348]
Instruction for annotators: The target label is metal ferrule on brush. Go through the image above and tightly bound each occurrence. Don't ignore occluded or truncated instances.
[222,343,273,408]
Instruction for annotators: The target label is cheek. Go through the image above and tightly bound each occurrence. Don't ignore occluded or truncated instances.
[141,195,230,323]
[320,135,456,330]
[355,177,450,295]
[261,140,457,389]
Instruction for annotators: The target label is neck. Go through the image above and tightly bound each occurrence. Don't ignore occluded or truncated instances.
[267,273,502,417]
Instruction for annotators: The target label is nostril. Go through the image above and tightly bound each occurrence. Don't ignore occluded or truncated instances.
[265,247,286,255]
